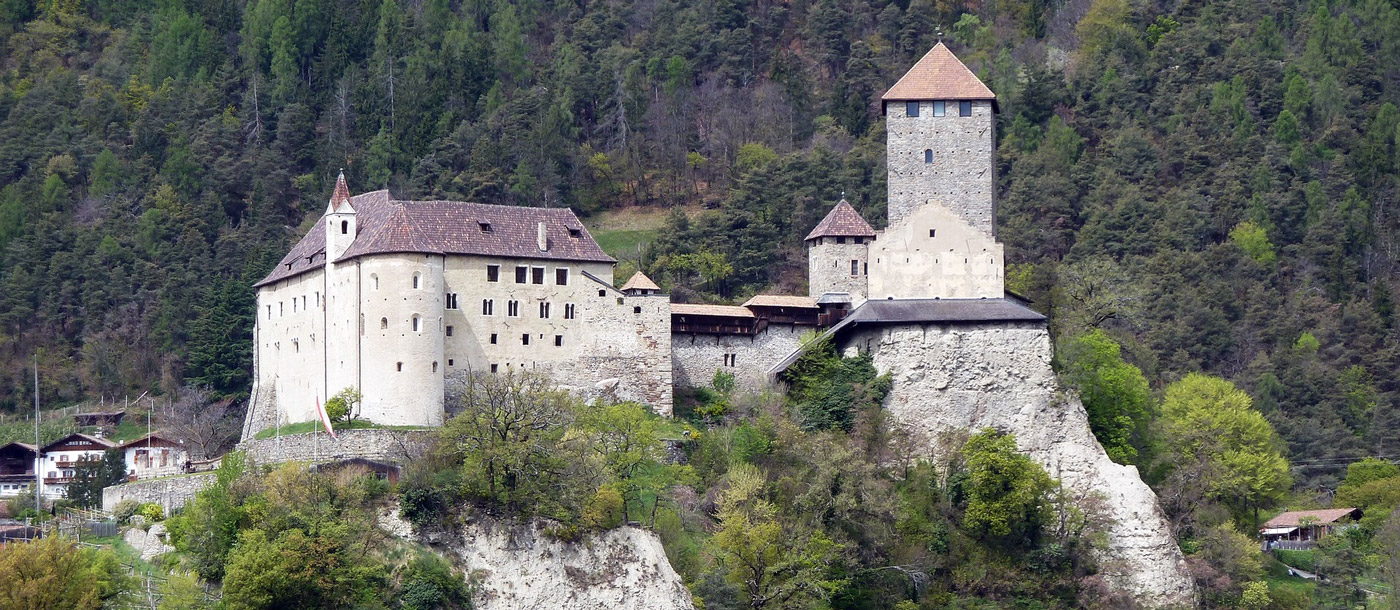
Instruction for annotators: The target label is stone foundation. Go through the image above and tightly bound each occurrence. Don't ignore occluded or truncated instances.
[102,473,216,515]
[237,428,432,465]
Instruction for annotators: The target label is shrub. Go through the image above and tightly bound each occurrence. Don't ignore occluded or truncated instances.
[137,502,164,522]
[113,499,142,523]
[581,485,625,530]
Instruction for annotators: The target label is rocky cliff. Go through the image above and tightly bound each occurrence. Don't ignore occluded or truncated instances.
[844,322,1197,608]
[381,509,694,610]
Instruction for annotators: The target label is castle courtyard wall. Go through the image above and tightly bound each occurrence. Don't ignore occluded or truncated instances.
[840,321,1195,607]
[671,324,809,393]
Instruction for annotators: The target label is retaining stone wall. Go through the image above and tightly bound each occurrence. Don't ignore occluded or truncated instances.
[238,428,432,465]
[102,473,216,515]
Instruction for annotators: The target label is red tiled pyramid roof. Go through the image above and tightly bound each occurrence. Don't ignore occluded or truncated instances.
[882,42,995,102]
[256,189,614,288]
[328,171,352,212]
[805,199,876,240]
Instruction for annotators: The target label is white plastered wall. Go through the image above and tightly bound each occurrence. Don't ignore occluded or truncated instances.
[359,254,446,427]
[253,271,329,427]
[867,202,1004,299]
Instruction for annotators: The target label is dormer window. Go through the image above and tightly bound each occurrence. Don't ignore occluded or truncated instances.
[479,222,492,233]
[568,228,582,238]
[906,101,919,117]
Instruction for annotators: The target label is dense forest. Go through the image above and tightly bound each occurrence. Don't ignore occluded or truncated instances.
[0,0,1398,606]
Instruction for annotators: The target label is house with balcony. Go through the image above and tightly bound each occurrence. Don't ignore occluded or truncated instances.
[119,434,188,481]
[39,433,114,499]
[1261,507,1363,550]
[0,443,38,498]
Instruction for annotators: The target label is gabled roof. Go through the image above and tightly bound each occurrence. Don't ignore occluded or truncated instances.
[0,442,37,454]
[742,295,819,309]
[1263,508,1362,528]
[620,271,661,292]
[256,189,616,288]
[882,42,996,103]
[117,434,184,450]
[671,303,755,318]
[41,433,115,452]
[805,199,876,240]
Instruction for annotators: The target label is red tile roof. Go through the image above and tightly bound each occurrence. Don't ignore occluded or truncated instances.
[256,189,614,288]
[41,433,115,452]
[742,295,819,308]
[620,272,660,292]
[882,42,996,102]
[805,199,876,240]
[670,303,755,318]
[1263,508,1362,528]
[329,171,352,212]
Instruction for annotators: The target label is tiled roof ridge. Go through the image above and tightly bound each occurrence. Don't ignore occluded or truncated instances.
[806,199,877,240]
[882,42,996,102]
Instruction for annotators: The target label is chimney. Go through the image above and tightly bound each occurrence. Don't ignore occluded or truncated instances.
[537,221,548,252]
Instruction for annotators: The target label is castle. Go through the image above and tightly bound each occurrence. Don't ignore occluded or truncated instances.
[244,43,1195,605]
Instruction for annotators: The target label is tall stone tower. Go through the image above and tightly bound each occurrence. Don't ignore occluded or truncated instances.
[806,198,875,303]
[882,42,997,235]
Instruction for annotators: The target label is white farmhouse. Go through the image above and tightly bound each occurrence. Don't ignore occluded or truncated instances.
[119,434,188,481]
[40,433,115,499]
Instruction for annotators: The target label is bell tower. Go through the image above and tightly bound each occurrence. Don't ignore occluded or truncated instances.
[882,42,998,236]
[324,170,357,262]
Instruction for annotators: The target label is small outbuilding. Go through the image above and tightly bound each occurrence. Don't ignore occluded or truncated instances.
[119,434,189,481]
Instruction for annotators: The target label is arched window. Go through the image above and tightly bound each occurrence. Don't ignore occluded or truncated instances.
[380,317,388,330]
[412,315,421,332]
[340,220,348,234]
[924,149,933,163]
[371,274,379,290]
[413,273,421,289]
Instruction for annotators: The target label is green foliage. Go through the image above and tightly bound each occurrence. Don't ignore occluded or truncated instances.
[1058,329,1152,464]
[168,451,248,580]
[158,570,214,610]
[782,337,892,432]
[960,429,1055,540]
[397,553,470,610]
[0,535,127,610]
[325,387,362,423]
[581,484,625,530]
[137,502,165,522]
[1229,221,1277,266]
[64,448,128,508]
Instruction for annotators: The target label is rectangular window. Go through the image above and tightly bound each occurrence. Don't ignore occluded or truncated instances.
[446,325,454,337]
[851,260,860,276]
[554,335,563,347]
[482,299,494,315]
[836,236,846,244]
[539,302,551,319]
[906,101,919,117]
[521,334,530,346]
[448,359,454,366]
[531,267,545,284]
[564,303,576,319]
[490,333,498,344]
[507,300,519,317]
[515,266,528,283]
[490,364,498,373]
[929,229,936,238]
[933,101,946,116]
[479,222,493,233]
[487,265,500,282]
[959,100,972,116]
[445,293,459,309]
[555,268,569,285]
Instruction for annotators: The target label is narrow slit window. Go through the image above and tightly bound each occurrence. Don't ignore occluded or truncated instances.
[412,316,421,332]
[539,302,551,319]
[380,317,388,330]
[508,300,519,317]
[396,362,403,372]
[412,273,421,289]
[564,303,576,319]
[445,293,459,309]
[924,149,933,163]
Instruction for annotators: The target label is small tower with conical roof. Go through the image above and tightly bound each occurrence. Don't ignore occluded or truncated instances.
[882,42,997,235]
[806,198,876,302]
[325,171,357,263]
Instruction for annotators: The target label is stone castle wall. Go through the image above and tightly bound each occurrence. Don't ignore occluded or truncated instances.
[807,239,869,301]
[672,324,809,393]
[840,322,1195,607]
[102,473,216,514]
[239,428,432,465]
[885,100,995,233]
[867,203,1004,299]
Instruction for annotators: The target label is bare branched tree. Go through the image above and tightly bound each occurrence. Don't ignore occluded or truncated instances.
[158,385,240,460]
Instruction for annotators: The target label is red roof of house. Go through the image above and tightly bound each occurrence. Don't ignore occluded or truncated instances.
[882,42,996,102]
[742,295,820,308]
[257,189,615,288]
[1262,508,1362,528]
[805,199,876,240]
[117,434,184,450]
[40,433,115,453]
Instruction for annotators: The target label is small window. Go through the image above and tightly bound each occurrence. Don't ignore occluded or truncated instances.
[933,101,946,117]
[555,268,568,285]
[479,222,493,233]
[508,300,519,317]
[851,260,860,276]
[924,149,933,163]
[906,101,919,117]
[567,228,581,238]
[487,265,500,282]
[863,262,868,275]
[521,334,530,346]
[490,333,498,344]
[490,364,498,373]
[599,289,607,297]
[413,273,421,289]
[372,274,379,290]
[432,362,438,373]
[959,101,972,116]
[929,229,936,237]
[531,267,545,284]
[412,316,421,332]
[564,303,576,319]
[616,297,624,305]
[554,335,563,346]
[380,317,388,329]
[836,236,846,244]
[446,293,459,309]
[448,359,454,366]
[446,325,454,337]
[483,299,494,315]
[340,220,348,234]
[396,362,403,372]
[515,266,528,283]
[540,302,551,319]
[633,306,642,314]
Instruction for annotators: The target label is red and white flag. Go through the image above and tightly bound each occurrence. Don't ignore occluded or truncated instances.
[315,396,338,440]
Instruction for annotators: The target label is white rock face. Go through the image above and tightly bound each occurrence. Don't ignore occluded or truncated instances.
[405,512,693,610]
[122,522,174,562]
[844,322,1196,608]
